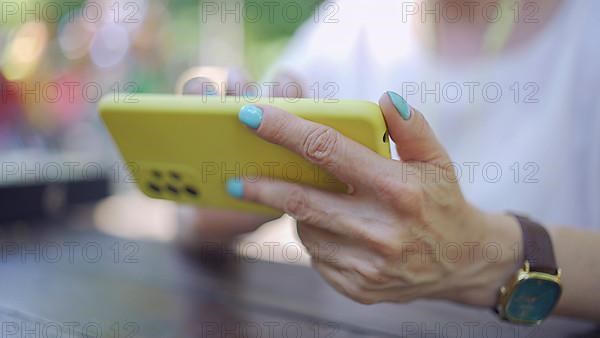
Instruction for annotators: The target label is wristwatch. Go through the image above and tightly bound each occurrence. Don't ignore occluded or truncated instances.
[496,214,562,324]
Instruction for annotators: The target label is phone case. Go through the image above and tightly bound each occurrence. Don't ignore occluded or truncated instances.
[99,94,391,215]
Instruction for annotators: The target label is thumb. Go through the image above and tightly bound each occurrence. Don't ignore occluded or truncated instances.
[379,91,449,164]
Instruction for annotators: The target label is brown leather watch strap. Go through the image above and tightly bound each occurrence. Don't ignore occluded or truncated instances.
[513,214,558,275]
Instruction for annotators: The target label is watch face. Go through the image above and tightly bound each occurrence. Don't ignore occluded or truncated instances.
[505,277,561,323]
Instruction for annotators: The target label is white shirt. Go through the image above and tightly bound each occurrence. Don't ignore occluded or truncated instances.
[268,0,600,229]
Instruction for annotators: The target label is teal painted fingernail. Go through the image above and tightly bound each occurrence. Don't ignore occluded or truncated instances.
[226,178,244,198]
[387,91,411,120]
[239,105,263,129]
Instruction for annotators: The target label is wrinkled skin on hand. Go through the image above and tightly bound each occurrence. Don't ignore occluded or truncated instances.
[235,92,521,306]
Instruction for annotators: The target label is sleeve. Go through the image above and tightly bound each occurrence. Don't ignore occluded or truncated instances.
[584,100,600,228]
[568,1,600,229]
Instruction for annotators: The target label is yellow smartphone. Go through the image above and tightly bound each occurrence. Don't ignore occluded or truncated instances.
[99,94,390,215]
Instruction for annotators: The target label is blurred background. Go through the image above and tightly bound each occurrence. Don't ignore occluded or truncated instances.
[2,3,599,337]
[0,0,316,150]
[0,0,316,247]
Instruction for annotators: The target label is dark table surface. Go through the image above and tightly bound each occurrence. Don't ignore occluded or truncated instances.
[0,207,597,338]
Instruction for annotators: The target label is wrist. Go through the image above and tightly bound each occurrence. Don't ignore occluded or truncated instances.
[447,209,523,307]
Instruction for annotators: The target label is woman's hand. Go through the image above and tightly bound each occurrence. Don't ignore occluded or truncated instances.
[227,91,523,307]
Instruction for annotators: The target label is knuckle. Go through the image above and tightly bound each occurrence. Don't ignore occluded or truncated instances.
[354,266,390,286]
[284,188,320,223]
[284,188,308,219]
[302,126,339,165]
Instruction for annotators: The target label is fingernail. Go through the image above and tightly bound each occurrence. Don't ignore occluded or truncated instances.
[226,178,244,199]
[239,105,263,129]
[387,91,411,120]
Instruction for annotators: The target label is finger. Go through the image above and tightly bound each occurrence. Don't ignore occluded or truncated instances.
[296,223,346,264]
[177,206,275,243]
[237,104,391,187]
[313,263,362,300]
[379,91,449,164]
[298,228,408,290]
[182,68,250,96]
[313,263,381,305]
[227,178,371,237]
[315,262,426,303]
[182,76,216,95]
[297,225,378,275]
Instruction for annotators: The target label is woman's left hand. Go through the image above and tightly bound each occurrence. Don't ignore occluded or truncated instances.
[228,91,522,307]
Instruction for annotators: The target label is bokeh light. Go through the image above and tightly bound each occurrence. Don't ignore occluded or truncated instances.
[2,21,48,80]
[90,23,130,68]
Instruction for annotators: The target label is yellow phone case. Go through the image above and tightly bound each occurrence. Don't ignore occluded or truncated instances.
[99,94,390,215]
